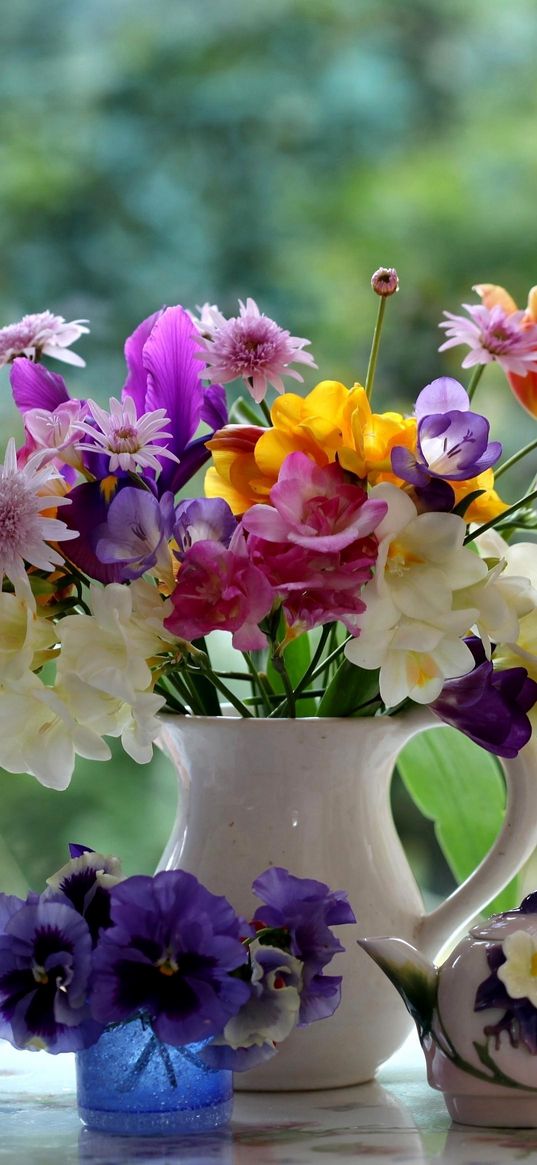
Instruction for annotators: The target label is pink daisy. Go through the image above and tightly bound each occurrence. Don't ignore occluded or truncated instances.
[77,396,179,474]
[439,303,537,375]
[0,438,78,600]
[0,312,89,368]
[194,297,317,403]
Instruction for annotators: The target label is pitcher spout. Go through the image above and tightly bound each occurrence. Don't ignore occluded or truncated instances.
[358,937,438,1042]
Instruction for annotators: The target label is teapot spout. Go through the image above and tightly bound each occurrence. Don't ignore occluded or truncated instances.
[358,937,438,1041]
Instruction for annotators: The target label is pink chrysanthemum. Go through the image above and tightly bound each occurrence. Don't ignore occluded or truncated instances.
[0,312,89,368]
[77,396,179,474]
[0,438,78,599]
[439,303,537,375]
[195,297,317,403]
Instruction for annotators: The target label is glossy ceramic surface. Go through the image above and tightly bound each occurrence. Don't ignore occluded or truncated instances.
[155,714,537,1089]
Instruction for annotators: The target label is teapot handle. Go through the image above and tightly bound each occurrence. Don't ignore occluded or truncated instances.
[401,707,537,958]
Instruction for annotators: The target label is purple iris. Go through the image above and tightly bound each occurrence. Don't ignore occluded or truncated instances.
[252,867,356,1024]
[391,378,502,489]
[45,847,122,945]
[173,497,237,558]
[431,638,537,758]
[90,871,250,1046]
[0,893,100,1052]
[122,305,228,495]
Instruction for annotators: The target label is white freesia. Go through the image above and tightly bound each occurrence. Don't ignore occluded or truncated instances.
[346,591,476,706]
[369,484,487,616]
[497,930,537,1007]
[477,536,537,696]
[346,485,484,704]
[453,557,536,652]
[0,671,110,790]
[58,581,172,704]
[0,592,56,679]
[217,942,303,1051]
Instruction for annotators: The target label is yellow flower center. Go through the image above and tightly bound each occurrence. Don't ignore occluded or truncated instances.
[156,950,179,977]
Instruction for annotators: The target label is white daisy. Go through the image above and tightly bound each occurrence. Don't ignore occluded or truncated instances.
[77,396,179,473]
[0,438,78,602]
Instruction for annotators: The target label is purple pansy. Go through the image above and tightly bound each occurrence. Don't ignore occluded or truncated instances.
[201,940,303,1071]
[431,637,537,758]
[0,894,101,1052]
[45,848,122,945]
[95,487,175,581]
[90,871,250,1047]
[252,867,356,1025]
[391,378,502,488]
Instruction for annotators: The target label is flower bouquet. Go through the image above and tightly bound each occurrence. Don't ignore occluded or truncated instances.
[0,844,354,1132]
[0,274,536,786]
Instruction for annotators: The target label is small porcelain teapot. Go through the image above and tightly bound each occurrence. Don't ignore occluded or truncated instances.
[360,892,537,1128]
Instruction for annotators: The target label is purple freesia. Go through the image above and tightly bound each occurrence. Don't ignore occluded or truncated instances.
[391,377,502,487]
[252,867,356,1025]
[173,497,237,558]
[90,871,250,1047]
[0,894,100,1052]
[430,638,537,758]
[95,487,175,581]
[123,306,228,494]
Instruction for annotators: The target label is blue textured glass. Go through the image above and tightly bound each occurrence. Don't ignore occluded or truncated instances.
[76,1019,233,1136]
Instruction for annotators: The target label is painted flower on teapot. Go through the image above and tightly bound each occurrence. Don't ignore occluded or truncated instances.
[360,893,537,1126]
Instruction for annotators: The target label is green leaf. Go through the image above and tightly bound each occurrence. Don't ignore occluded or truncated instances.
[452,489,485,518]
[397,727,518,915]
[318,659,380,717]
[267,635,317,717]
[228,396,265,426]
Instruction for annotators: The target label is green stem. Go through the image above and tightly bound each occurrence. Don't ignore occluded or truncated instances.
[189,663,253,718]
[365,296,387,402]
[269,625,343,718]
[467,363,485,402]
[259,399,273,426]
[242,653,272,715]
[494,437,537,481]
[464,487,537,544]
[270,651,296,718]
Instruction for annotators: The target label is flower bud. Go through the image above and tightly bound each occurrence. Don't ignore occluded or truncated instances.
[371,267,399,297]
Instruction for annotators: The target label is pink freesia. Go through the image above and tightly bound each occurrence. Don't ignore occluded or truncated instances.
[247,534,378,633]
[23,400,88,467]
[242,453,387,552]
[165,537,274,651]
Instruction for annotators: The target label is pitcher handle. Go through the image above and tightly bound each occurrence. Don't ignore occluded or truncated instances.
[154,717,191,871]
[401,707,537,959]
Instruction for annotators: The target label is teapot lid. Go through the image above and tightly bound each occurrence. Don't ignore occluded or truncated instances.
[471,891,537,941]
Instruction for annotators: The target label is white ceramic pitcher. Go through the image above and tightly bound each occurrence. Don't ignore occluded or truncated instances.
[156,710,537,1090]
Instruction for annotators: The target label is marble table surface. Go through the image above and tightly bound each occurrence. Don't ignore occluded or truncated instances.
[3,1033,537,1164]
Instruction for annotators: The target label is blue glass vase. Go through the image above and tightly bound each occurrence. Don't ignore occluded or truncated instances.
[76,1018,233,1136]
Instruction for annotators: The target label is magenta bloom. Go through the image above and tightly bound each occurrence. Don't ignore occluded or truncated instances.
[195,297,317,403]
[252,868,356,1025]
[165,535,274,650]
[247,535,377,632]
[90,871,250,1047]
[439,303,537,374]
[391,378,502,487]
[242,453,387,551]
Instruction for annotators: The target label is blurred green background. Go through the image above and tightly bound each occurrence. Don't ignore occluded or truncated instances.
[1,0,536,898]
